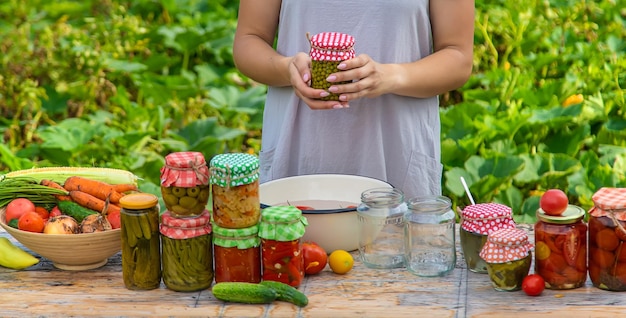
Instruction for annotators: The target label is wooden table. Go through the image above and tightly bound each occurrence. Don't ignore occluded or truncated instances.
[1,225,624,318]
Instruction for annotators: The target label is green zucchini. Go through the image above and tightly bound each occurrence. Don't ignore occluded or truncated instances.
[57,200,97,224]
[260,280,309,307]
[212,282,277,304]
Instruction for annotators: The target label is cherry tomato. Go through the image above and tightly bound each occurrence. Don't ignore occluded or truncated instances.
[18,211,45,233]
[48,206,62,218]
[6,198,36,222]
[540,189,568,216]
[522,274,545,296]
[302,242,328,275]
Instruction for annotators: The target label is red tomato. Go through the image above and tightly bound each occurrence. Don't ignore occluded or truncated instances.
[107,210,121,229]
[18,211,45,233]
[522,274,545,296]
[48,206,62,218]
[563,230,581,267]
[540,189,568,216]
[6,198,36,222]
[302,242,328,275]
[34,206,50,221]
[295,205,314,211]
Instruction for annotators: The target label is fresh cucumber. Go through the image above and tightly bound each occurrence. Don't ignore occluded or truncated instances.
[57,200,97,224]
[212,282,277,304]
[260,280,309,307]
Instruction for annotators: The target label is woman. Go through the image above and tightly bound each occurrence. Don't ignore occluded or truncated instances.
[233,0,474,198]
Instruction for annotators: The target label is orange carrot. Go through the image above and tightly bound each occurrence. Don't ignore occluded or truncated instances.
[40,179,72,201]
[63,176,124,203]
[112,183,138,193]
[69,190,121,215]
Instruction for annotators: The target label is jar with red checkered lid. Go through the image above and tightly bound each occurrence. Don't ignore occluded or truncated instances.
[479,227,533,291]
[459,203,516,273]
[588,187,626,291]
[308,32,356,101]
[160,151,210,218]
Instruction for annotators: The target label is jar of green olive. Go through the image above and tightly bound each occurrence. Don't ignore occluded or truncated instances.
[160,210,213,292]
[160,151,210,218]
[479,227,533,292]
[308,32,355,101]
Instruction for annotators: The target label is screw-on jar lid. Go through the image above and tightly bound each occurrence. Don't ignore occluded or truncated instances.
[479,228,533,263]
[461,203,516,235]
[309,32,356,62]
[536,204,585,225]
[209,153,259,188]
[590,187,626,221]
[119,193,159,210]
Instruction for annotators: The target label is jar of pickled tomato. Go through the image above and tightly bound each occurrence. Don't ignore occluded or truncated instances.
[480,227,533,291]
[258,206,308,288]
[213,223,261,283]
[588,187,626,291]
[535,204,587,290]
[160,152,210,218]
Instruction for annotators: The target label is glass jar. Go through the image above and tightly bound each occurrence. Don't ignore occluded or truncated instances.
[588,187,626,291]
[357,187,407,269]
[160,210,213,292]
[460,203,516,273]
[404,196,456,277]
[258,206,308,287]
[119,193,161,290]
[480,228,533,291]
[535,204,587,290]
[213,223,261,284]
[209,153,260,229]
[160,151,210,218]
[308,32,355,101]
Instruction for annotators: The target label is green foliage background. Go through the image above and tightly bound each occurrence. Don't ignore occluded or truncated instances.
[1,0,625,222]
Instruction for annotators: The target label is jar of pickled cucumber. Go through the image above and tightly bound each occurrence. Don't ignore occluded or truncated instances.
[259,206,308,288]
[119,193,161,290]
[209,153,260,229]
[160,210,213,292]
[460,203,516,273]
[160,151,210,218]
[535,204,587,290]
[479,227,533,291]
[213,223,261,284]
[588,187,626,291]
[308,32,355,101]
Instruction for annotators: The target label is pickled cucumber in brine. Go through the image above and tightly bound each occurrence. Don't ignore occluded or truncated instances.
[486,254,531,291]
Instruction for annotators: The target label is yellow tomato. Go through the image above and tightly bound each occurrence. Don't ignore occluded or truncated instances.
[535,241,551,261]
[328,250,354,275]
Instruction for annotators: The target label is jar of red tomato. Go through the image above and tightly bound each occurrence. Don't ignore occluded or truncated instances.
[534,204,587,290]
[213,223,261,284]
[258,206,308,287]
[588,187,626,291]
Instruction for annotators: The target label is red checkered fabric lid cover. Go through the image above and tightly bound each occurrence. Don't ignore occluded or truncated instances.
[309,32,356,62]
[160,151,210,187]
[160,209,212,239]
[590,187,626,221]
[461,203,516,235]
[479,227,533,263]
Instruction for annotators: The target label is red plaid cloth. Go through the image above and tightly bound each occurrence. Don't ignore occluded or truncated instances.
[461,203,516,235]
[160,210,212,239]
[160,152,210,187]
[590,187,626,220]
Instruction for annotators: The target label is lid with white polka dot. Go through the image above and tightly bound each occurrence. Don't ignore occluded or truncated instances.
[479,228,533,263]
[308,32,356,62]
[209,153,259,188]
[460,203,516,235]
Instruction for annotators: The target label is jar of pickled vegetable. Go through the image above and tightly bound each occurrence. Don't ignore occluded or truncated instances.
[460,203,516,273]
[479,227,533,291]
[119,193,161,290]
[160,210,213,292]
[535,204,587,290]
[213,223,261,283]
[258,206,308,288]
[209,153,260,229]
[160,151,210,218]
[308,32,355,101]
[588,187,626,291]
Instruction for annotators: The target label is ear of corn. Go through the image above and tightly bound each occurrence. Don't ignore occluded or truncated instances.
[0,167,140,185]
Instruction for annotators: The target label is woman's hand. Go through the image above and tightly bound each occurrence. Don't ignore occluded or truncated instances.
[323,54,393,103]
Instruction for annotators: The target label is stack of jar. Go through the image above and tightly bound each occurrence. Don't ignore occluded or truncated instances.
[159,151,213,292]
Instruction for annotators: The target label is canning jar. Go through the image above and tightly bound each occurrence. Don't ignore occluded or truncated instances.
[460,203,516,273]
[160,210,213,292]
[535,204,587,290]
[119,193,161,290]
[588,187,626,291]
[160,151,210,218]
[480,227,533,291]
[209,153,260,229]
[404,196,456,277]
[258,206,308,287]
[357,188,407,269]
[213,223,261,283]
[308,32,356,101]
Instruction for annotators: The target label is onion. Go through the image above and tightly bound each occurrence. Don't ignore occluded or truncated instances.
[44,215,79,234]
[80,214,112,233]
